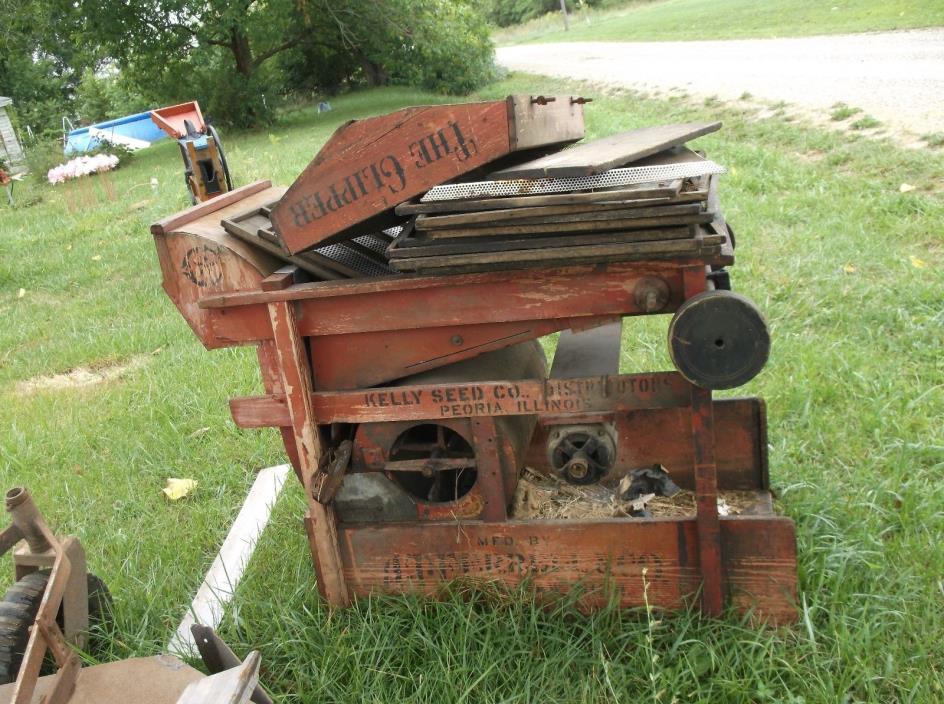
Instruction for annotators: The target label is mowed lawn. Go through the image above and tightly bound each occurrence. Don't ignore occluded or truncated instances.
[2,76,943,701]
[495,0,944,44]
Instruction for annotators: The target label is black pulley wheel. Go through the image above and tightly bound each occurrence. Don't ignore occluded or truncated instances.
[208,124,233,192]
[668,290,770,390]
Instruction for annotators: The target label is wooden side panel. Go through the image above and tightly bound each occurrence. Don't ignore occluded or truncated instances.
[206,265,688,346]
[272,101,512,253]
[309,319,565,390]
[158,230,278,349]
[334,516,796,623]
[507,94,585,150]
[153,185,286,349]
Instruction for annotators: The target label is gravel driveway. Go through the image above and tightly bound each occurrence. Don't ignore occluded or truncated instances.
[497,29,944,142]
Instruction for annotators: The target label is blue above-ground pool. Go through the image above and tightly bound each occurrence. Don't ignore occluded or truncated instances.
[64,112,168,155]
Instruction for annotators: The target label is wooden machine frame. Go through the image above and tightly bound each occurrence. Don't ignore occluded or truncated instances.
[153,181,797,623]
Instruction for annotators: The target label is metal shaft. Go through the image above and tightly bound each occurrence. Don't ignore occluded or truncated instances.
[5,487,52,553]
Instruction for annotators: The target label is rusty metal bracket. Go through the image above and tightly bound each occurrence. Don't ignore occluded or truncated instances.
[383,458,477,476]
[311,440,352,505]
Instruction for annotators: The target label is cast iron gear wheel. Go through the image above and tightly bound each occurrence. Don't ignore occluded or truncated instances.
[551,430,612,485]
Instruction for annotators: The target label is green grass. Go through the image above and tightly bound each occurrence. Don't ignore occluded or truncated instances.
[2,77,944,701]
[830,103,863,122]
[851,115,882,130]
[494,0,944,44]
[922,132,944,148]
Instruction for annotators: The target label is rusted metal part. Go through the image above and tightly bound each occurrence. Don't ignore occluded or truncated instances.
[384,458,477,474]
[4,488,51,553]
[546,424,617,485]
[311,440,352,505]
[634,276,670,313]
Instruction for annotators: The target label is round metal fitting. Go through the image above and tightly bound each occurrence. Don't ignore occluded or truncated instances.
[634,277,670,313]
[546,425,617,485]
[668,290,770,390]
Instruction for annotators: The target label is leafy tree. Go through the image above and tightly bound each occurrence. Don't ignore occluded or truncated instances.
[3,0,496,132]
[0,0,102,134]
[78,0,495,127]
[73,67,149,123]
[309,0,495,94]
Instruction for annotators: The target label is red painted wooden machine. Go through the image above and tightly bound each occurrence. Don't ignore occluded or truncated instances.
[151,96,796,623]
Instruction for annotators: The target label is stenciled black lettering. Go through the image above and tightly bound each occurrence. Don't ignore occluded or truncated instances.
[379,155,406,194]
[449,121,478,161]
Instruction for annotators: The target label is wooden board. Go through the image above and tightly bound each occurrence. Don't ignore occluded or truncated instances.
[389,236,725,273]
[223,209,394,280]
[489,122,722,180]
[422,212,714,239]
[332,515,797,623]
[151,180,272,236]
[414,201,702,230]
[271,97,585,254]
[507,94,585,150]
[395,181,683,216]
[388,227,694,259]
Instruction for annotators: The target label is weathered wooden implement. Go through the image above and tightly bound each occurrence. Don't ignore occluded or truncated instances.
[151,96,797,623]
[151,102,233,205]
[0,487,269,704]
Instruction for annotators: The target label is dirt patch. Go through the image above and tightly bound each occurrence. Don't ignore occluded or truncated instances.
[497,31,944,149]
[15,355,151,395]
[511,467,760,520]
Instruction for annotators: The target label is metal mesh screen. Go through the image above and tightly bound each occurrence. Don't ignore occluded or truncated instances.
[421,161,725,202]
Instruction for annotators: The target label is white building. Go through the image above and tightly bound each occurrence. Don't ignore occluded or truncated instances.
[0,97,26,171]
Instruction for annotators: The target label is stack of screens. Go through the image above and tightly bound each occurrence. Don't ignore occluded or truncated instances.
[387,123,735,275]
[221,203,397,280]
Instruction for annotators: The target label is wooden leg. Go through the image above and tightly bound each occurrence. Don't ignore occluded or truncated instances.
[267,300,349,606]
[59,538,89,650]
[470,417,507,522]
[691,385,723,616]
[680,264,724,615]
[256,341,303,483]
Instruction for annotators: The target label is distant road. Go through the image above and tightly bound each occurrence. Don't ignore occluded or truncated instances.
[497,29,944,139]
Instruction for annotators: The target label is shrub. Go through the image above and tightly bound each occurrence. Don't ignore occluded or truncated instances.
[383,1,497,95]
[24,138,67,180]
[74,67,149,124]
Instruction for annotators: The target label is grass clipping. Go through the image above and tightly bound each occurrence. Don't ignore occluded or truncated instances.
[511,468,757,520]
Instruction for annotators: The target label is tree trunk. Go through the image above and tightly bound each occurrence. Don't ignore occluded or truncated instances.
[357,53,388,87]
[231,26,254,77]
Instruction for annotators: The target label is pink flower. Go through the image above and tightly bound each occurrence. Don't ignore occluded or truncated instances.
[47,154,120,184]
